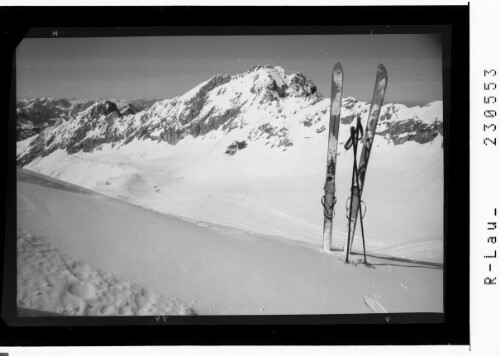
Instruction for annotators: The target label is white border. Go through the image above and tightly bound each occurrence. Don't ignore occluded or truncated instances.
[3,0,500,355]
[470,0,500,354]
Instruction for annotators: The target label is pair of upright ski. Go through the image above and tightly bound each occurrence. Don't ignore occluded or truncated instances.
[322,62,388,262]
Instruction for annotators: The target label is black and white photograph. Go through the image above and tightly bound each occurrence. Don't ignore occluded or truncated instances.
[13,30,446,318]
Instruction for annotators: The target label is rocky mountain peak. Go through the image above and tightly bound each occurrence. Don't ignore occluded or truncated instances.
[241,64,320,101]
[82,100,122,119]
[287,72,318,97]
[103,100,122,117]
[122,103,138,116]
[16,65,443,168]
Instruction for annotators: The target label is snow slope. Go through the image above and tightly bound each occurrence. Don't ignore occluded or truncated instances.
[18,65,444,264]
[18,231,195,316]
[23,131,443,264]
[17,169,443,315]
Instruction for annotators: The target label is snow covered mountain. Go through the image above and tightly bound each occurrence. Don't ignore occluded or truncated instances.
[16,64,444,262]
[17,64,442,166]
[16,97,158,142]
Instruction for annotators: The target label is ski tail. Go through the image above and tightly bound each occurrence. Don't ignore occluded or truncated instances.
[343,64,388,261]
[322,62,343,252]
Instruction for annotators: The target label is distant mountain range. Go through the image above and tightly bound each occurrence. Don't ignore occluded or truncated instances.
[16,97,159,142]
[16,64,442,167]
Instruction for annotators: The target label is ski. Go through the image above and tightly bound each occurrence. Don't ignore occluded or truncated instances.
[343,64,388,262]
[322,62,344,252]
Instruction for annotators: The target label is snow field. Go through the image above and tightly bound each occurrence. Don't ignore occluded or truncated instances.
[17,169,443,315]
[17,230,195,316]
[24,130,443,263]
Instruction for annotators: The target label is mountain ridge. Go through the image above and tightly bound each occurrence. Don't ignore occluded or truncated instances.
[16,64,443,167]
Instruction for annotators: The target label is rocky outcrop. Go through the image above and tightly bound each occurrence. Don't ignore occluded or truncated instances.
[266,79,287,98]
[127,99,159,112]
[377,119,442,145]
[247,123,292,149]
[263,72,319,101]
[52,98,71,108]
[225,140,247,155]
[88,101,122,118]
[181,74,231,125]
[122,104,138,116]
[16,125,42,141]
[339,101,443,146]
[287,73,317,97]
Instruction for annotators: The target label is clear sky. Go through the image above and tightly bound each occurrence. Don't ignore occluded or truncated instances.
[17,34,442,106]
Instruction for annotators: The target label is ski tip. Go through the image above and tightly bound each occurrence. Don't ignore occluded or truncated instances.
[377,63,387,74]
[333,61,343,73]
